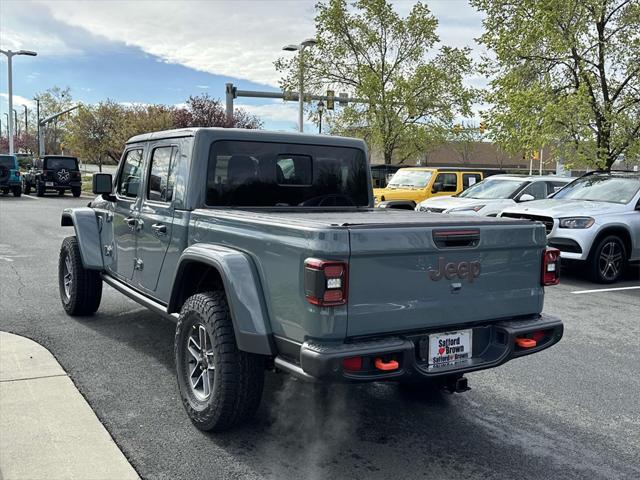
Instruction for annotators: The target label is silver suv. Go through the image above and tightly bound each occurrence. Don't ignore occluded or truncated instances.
[501,172,640,283]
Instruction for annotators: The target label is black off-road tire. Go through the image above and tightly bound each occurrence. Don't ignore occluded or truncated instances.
[12,186,21,197]
[24,182,31,195]
[1,188,9,195]
[72,186,81,197]
[58,189,65,196]
[588,235,627,284]
[58,236,103,315]
[36,182,45,196]
[175,291,265,432]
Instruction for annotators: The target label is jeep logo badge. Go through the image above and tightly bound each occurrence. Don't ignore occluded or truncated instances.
[428,257,481,282]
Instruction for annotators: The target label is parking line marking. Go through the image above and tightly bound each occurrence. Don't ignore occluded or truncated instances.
[572,286,640,294]
[22,195,40,200]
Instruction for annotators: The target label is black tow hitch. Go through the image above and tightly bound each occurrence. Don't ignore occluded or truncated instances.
[442,375,471,394]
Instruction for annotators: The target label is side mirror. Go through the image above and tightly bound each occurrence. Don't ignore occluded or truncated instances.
[93,173,114,199]
[432,182,443,193]
[519,193,535,202]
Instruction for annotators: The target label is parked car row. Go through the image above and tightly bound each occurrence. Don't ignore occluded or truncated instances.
[413,171,640,284]
[0,154,82,198]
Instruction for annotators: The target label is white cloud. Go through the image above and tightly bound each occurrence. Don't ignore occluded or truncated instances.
[235,100,300,124]
[196,85,210,89]
[0,93,35,108]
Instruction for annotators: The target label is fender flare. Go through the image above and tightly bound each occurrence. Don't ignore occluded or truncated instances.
[61,207,103,270]
[168,244,275,356]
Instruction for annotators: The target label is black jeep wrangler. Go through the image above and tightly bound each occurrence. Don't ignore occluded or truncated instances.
[24,155,82,197]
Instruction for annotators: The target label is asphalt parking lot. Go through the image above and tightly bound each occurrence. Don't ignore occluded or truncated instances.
[1,194,639,480]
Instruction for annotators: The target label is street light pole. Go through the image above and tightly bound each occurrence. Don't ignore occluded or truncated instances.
[0,49,37,154]
[35,98,40,157]
[282,38,317,133]
[317,100,325,134]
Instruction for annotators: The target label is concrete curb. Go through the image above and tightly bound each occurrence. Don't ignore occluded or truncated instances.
[0,332,139,480]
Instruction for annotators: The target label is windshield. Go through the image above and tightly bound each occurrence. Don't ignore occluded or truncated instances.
[206,140,369,207]
[458,178,526,199]
[552,175,640,204]
[44,157,78,170]
[387,170,433,188]
[0,156,15,169]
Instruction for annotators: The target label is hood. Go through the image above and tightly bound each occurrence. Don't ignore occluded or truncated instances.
[418,196,503,209]
[501,198,626,217]
[373,186,425,201]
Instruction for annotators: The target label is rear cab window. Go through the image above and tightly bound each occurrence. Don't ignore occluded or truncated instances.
[206,141,369,207]
[147,146,178,203]
[462,173,482,189]
[43,157,78,170]
[434,172,458,192]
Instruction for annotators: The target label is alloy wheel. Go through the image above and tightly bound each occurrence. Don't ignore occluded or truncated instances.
[186,323,215,401]
[598,240,623,282]
[62,255,73,300]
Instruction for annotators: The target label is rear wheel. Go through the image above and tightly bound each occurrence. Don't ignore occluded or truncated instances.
[36,182,45,196]
[1,188,8,195]
[58,236,103,315]
[58,189,65,196]
[72,186,81,197]
[24,182,31,195]
[12,185,22,197]
[588,235,627,283]
[175,291,265,431]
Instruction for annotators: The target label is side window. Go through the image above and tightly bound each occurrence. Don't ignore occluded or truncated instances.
[147,146,176,202]
[521,181,548,200]
[117,149,144,198]
[435,172,458,192]
[547,181,566,196]
[463,173,482,189]
[276,154,312,185]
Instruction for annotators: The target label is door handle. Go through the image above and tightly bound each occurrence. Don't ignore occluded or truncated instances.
[151,223,167,236]
[124,217,140,231]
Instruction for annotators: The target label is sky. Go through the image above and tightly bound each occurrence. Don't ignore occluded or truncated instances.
[0,0,486,132]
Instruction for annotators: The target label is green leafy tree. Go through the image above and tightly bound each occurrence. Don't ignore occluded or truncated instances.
[34,86,74,155]
[275,0,475,164]
[472,0,640,170]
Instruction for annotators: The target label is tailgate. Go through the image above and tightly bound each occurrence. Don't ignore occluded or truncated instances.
[346,222,546,337]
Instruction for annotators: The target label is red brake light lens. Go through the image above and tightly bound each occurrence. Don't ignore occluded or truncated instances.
[304,258,348,306]
[542,247,560,286]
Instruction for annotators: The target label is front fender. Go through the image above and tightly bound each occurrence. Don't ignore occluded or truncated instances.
[169,244,274,356]
[61,208,103,270]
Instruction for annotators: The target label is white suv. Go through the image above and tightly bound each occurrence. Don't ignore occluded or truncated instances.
[415,175,572,216]
[501,172,640,283]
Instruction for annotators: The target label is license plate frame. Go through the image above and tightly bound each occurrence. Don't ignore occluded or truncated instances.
[428,329,473,369]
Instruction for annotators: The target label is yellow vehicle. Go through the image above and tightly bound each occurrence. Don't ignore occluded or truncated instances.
[373,168,485,206]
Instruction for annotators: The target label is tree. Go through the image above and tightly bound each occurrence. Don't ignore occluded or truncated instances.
[172,94,262,129]
[449,122,485,165]
[275,0,475,164]
[472,0,640,170]
[34,86,74,155]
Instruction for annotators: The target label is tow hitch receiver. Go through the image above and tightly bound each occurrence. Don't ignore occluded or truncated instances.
[443,376,470,394]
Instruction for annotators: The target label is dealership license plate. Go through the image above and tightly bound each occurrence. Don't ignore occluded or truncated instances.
[428,330,472,369]
[45,182,54,186]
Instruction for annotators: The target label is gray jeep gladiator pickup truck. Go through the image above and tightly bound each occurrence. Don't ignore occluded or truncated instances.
[58,128,563,431]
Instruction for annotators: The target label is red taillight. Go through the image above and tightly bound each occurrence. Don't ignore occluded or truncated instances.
[304,258,348,306]
[342,357,362,371]
[15,171,20,177]
[542,247,560,286]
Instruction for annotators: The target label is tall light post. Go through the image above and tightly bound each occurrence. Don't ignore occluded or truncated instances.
[0,49,37,154]
[282,38,317,133]
[317,100,325,134]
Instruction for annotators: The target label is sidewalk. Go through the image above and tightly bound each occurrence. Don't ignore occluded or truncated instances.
[0,332,139,480]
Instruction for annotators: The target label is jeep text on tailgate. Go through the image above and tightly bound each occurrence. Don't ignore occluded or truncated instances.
[58,128,563,431]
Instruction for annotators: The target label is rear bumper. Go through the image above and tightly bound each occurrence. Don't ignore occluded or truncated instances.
[295,314,563,381]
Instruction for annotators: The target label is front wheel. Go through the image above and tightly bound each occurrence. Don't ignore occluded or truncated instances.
[12,185,22,197]
[175,291,265,432]
[588,235,627,283]
[24,182,31,195]
[58,236,103,315]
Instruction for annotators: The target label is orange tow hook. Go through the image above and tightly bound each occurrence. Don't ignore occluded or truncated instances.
[515,337,537,348]
[375,358,399,371]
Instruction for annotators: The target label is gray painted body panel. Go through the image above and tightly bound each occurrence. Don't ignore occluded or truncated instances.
[169,243,274,355]
[61,208,103,270]
[347,223,546,336]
